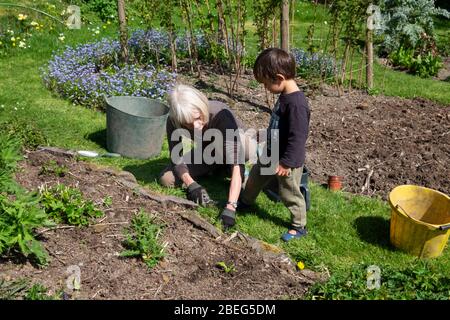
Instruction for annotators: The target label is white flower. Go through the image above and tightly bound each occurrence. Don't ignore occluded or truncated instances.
[58,33,65,41]
[18,14,28,21]
[14,107,18,111]
[18,41,26,48]
[30,21,39,26]
[324,21,328,25]
[95,30,100,34]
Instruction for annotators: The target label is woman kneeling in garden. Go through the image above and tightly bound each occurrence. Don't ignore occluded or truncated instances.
[159,84,255,227]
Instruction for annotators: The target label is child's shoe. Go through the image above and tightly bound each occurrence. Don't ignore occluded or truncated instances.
[281,227,307,242]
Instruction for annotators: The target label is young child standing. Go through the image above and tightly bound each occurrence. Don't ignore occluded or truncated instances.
[238,48,310,242]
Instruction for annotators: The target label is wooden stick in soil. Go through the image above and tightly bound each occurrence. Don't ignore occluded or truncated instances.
[217,0,230,56]
[231,0,246,94]
[366,25,374,90]
[226,0,236,96]
[280,0,290,51]
[347,46,355,93]
[290,0,295,49]
[168,29,177,73]
[362,168,374,193]
[117,0,128,64]
[37,225,76,235]
[340,42,350,84]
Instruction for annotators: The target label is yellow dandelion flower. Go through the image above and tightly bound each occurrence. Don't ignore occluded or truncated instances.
[297,261,305,270]
[11,37,15,42]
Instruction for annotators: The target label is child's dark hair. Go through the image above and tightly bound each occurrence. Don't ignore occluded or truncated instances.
[253,48,296,82]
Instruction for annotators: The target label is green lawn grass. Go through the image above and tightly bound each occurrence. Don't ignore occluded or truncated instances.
[1,1,449,299]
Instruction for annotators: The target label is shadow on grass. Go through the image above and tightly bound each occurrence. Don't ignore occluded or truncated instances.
[123,156,170,184]
[240,205,291,229]
[123,160,289,228]
[353,216,395,251]
[85,128,107,149]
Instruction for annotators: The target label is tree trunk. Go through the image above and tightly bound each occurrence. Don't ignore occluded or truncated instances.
[280,0,289,51]
[117,0,128,64]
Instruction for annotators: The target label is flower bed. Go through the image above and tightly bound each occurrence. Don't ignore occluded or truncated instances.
[42,36,177,110]
[291,48,339,81]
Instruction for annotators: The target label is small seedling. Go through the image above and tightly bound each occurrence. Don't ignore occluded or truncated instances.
[102,196,113,207]
[216,261,236,273]
[367,88,380,96]
[120,210,165,269]
[39,184,104,226]
[0,278,28,300]
[247,79,260,89]
[24,283,60,300]
[40,160,68,177]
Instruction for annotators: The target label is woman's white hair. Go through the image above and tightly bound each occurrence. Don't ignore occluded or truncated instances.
[168,84,210,128]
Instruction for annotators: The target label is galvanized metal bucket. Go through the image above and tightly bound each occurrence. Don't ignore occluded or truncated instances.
[105,96,169,159]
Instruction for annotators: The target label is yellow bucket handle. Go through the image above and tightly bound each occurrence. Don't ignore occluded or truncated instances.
[396,205,450,231]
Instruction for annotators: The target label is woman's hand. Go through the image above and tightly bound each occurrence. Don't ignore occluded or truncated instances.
[276,163,291,177]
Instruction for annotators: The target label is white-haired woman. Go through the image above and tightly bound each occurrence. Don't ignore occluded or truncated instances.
[159,84,255,228]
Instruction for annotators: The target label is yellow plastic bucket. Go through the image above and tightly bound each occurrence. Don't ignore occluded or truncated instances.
[389,185,450,258]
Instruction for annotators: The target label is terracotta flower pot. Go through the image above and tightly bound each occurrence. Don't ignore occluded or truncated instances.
[328,175,343,191]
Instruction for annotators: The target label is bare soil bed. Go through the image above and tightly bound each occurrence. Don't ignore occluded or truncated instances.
[0,150,319,300]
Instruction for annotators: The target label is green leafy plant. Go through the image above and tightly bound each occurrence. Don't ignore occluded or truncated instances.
[39,160,68,177]
[216,261,236,273]
[252,0,279,50]
[0,193,54,266]
[0,118,48,150]
[247,79,260,90]
[39,184,104,226]
[307,262,450,300]
[389,46,443,77]
[120,210,165,269]
[409,52,443,78]
[81,0,117,22]
[389,46,415,69]
[380,0,450,54]
[0,134,22,193]
[0,278,28,300]
[0,279,60,300]
[24,283,59,300]
[102,195,113,208]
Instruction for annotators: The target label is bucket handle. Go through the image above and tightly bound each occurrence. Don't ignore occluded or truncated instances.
[396,204,450,231]
[395,204,415,220]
